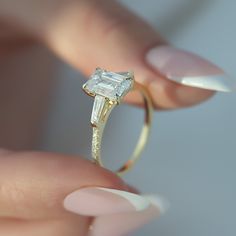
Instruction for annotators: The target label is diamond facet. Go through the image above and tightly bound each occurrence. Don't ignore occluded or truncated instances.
[91,95,106,125]
[83,69,134,101]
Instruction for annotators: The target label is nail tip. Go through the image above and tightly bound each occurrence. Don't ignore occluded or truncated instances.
[167,74,236,92]
[144,195,170,214]
[63,187,151,217]
[146,45,236,93]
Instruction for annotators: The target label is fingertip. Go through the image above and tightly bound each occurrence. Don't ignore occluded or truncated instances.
[145,45,229,108]
[0,151,128,219]
[148,78,215,109]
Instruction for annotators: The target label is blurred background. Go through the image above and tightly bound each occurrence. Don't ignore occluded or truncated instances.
[40,0,236,235]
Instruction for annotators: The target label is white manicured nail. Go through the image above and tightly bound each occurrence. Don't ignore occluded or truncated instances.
[146,46,236,92]
[63,187,150,216]
[144,194,170,214]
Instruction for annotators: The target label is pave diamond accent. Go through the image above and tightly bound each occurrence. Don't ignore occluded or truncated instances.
[92,127,100,159]
[83,68,134,102]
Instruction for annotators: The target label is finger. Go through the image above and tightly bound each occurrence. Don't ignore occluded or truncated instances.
[0,149,156,224]
[0,217,87,236]
[0,150,127,220]
[1,0,227,109]
[0,149,165,236]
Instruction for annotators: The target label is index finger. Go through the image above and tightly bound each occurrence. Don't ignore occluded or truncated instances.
[1,0,234,109]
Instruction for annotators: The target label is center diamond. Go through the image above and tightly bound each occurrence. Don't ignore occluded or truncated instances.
[83,68,134,102]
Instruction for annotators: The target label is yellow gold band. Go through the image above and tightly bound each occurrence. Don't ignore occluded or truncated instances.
[91,81,153,175]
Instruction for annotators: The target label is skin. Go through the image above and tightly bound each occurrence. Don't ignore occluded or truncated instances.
[0,0,214,235]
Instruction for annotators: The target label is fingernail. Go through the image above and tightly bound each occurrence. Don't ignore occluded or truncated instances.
[89,194,169,236]
[144,194,170,214]
[146,45,236,92]
[63,187,150,216]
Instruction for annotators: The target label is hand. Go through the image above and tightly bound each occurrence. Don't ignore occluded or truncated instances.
[0,149,166,236]
[0,0,223,235]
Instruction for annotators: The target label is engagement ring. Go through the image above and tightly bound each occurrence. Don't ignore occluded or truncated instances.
[83,68,153,175]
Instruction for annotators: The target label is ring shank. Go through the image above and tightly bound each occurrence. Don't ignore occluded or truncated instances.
[91,82,153,175]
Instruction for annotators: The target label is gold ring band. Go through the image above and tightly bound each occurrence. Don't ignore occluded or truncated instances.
[83,68,153,175]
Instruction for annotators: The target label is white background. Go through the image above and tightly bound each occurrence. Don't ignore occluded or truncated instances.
[41,0,236,235]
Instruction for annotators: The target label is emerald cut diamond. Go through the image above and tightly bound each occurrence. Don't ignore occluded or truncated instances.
[83,68,134,102]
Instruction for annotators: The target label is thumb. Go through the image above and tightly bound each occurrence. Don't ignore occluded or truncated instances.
[0,150,164,235]
[1,0,225,109]
[0,150,129,220]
